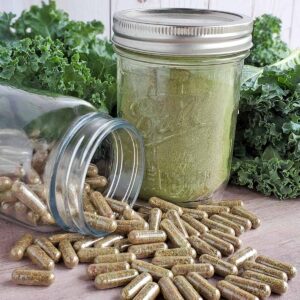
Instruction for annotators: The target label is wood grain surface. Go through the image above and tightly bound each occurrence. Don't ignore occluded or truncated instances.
[0,186,299,300]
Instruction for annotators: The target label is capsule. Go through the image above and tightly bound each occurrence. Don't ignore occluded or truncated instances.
[148,208,162,231]
[243,261,288,281]
[85,176,107,190]
[0,176,12,192]
[94,252,136,264]
[87,163,99,177]
[128,230,166,245]
[152,256,194,268]
[95,269,139,289]
[26,210,40,226]
[26,168,42,185]
[136,205,152,214]
[220,212,252,231]
[155,247,197,259]
[34,237,61,262]
[173,275,202,300]
[181,208,208,220]
[228,247,257,267]
[188,235,221,258]
[133,282,160,300]
[159,277,184,300]
[202,233,234,257]
[181,219,201,236]
[197,205,230,216]
[217,280,259,300]
[160,219,191,248]
[201,218,235,236]
[123,208,147,223]
[187,272,221,300]
[121,272,153,300]
[128,242,168,259]
[10,233,33,261]
[84,212,117,233]
[181,215,208,234]
[199,254,238,277]
[242,270,288,294]
[0,190,17,203]
[73,237,104,251]
[90,191,115,219]
[225,275,271,299]
[209,229,242,250]
[172,263,214,278]
[131,260,173,280]
[115,219,149,234]
[83,194,97,214]
[106,198,130,213]
[214,200,244,208]
[12,269,55,286]
[210,214,244,236]
[14,201,27,219]
[59,240,79,268]
[40,212,55,226]
[78,247,119,263]
[26,245,55,270]
[255,255,297,279]
[48,233,86,244]
[87,262,130,279]
[149,197,183,215]
[94,234,124,248]
[231,207,261,229]
[84,182,91,194]
[165,210,188,238]
[115,238,132,252]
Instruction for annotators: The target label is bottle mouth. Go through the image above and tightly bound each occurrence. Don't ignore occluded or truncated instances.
[46,112,144,236]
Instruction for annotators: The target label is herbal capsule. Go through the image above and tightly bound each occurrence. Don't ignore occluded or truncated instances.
[197,205,230,216]
[90,191,115,219]
[73,237,104,251]
[152,256,194,268]
[128,230,167,244]
[202,233,234,257]
[12,269,55,286]
[87,163,99,177]
[0,176,12,192]
[217,280,259,300]
[115,238,132,252]
[155,247,197,259]
[131,260,173,279]
[48,233,85,244]
[225,275,271,299]
[173,275,202,300]
[220,212,252,231]
[201,218,235,236]
[94,234,123,248]
[148,208,162,231]
[165,210,188,238]
[215,200,244,208]
[87,262,130,279]
[210,214,244,236]
[26,168,42,185]
[121,272,153,300]
[228,247,257,267]
[95,269,139,289]
[243,261,288,281]
[242,270,288,295]
[0,190,17,203]
[78,247,119,263]
[159,277,184,300]
[172,263,214,278]
[149,197,183,215]
[187,272,221,300]
[83,194,97,214]
[181,208,208,220]
[181,214,208,234]
[231,207,261,229]
[94,252,136,264]
[128,242,168,259]
[84,212,117,233]
[26,210,40,226]
[160,219,191,248]
[133,282,160,300]
[115,219,149,234]
[10,233,33,261]
[85,176,108,190]
[106,198,130,213]
[255,255,297,279]
[59,240,79,268]
[199,254,238,277]
[181,219,200,237]
[84,183,91,194]
[14,201,27,218]
[34,237,61,262]
[26,245,55,270]
[124,208,147,222]
[188,235,221,258]
[27,184,47,202]
[209,229,242,250]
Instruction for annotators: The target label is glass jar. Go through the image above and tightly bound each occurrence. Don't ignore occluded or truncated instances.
[113,8,253,205]
[0,84,144,235]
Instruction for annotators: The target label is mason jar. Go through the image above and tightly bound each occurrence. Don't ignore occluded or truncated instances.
[0,84,144,235]
[113,8,253,205]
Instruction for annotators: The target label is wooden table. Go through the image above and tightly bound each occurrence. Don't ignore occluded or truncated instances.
[0,186,300,300]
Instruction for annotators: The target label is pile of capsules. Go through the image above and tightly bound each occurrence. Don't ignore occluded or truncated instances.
[9,197,297,300]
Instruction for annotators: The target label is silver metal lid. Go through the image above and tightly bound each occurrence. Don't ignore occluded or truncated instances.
[112,8,253,56]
